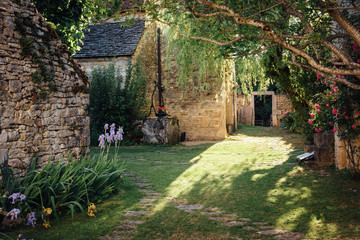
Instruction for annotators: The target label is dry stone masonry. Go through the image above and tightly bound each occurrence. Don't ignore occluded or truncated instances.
[0,0,90,176]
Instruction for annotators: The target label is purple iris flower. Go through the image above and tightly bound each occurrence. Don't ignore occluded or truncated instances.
[114,127,124,142]
[7,208,20,221]
[105,133,112,143]
[19,194,26,203]
[26,212,36,227]
[98,134,105,148]
[9,193,20,204]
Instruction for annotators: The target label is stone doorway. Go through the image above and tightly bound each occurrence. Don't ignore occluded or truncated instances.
[237,91,292,127]
[254,95,272,127]
[250,91,276,126]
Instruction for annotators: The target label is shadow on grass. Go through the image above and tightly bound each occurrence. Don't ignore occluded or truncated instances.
[127,125,360,239]
[18,125,360,239]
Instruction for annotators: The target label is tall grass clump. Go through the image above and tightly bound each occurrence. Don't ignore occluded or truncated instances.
[0,127,124,231]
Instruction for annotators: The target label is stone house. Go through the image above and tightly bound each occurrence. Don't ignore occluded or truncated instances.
[74,21,237,141]
[73,20,145,79]
[0,0,90,176]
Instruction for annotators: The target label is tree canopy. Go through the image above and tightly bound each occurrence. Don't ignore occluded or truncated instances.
[31,0,112,54]
[32,0,360,89]
[116,0,360,89]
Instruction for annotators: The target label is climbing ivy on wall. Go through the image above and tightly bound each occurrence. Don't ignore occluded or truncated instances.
[14,9,89,101]
[14,14,59,100]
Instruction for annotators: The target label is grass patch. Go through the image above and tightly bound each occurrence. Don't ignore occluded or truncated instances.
[11,125,360,239]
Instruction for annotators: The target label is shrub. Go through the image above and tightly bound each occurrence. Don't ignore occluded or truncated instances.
[0,149,124,231]
[87,62,148,145]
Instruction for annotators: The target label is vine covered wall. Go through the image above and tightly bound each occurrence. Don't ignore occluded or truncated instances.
[0,0,90,176]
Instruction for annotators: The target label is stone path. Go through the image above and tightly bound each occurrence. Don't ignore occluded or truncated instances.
[99,172,305,240]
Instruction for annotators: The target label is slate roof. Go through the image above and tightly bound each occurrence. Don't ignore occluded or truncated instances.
[73,20,145,58]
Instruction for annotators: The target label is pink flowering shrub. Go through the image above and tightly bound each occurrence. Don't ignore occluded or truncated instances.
[309,79,360,138]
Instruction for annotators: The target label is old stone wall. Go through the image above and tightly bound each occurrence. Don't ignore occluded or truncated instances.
[0,0,90,176]
[75,56,131,80]
[133,25,234,141]
[274,95,293,126]
[237,95,252,125]
[237,93,292,127]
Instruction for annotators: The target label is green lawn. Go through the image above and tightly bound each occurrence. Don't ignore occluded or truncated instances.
[9,125,360,239]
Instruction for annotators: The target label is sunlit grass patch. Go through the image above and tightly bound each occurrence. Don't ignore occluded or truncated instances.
[14,125,360,239]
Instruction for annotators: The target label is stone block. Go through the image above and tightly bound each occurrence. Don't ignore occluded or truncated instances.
[142,117,180,145]
[314,133,334,148]
[0,130,7,143]
[314,147,334,166]
[7,131,19,142]
[0,148,8,165]
[304,145,315,152]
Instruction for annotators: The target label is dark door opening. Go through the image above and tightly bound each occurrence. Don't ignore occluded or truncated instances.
[254,95,272,127]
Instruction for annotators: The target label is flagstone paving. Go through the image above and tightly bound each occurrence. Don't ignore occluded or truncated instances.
[99,171,305,240]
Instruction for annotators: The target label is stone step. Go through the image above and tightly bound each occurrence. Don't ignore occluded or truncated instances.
[175,204,203,210]
[119,220,144,225]
[257,229,288,235]
[113,229,138,235]
[140,198,157,202]
[134,182,152,187]
[200,211,225,216]
[117,224,137,229]
[223,221,247,227]
[124,211,150,217]
[209,216,233,222]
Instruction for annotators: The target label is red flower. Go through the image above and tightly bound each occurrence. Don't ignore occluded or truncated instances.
[345,116,349,119]
[332,108,338,114]
[326,103,330,107]
[317,75,322,79]
[333,87,338,94]
[354,44,358,51]
[329,122,334,126]
[352,124,356,128]
[317,109,321,113]
[309,113,314,118]
[333,128,338,133]
[315,104,320,109]
[308,119,314,125]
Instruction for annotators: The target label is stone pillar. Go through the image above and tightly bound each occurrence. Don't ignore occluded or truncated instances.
[314,133,335,167]
[142,117,180,144]
[334,134,347,170]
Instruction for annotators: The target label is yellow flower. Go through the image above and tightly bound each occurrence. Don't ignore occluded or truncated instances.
[87,210,95,217]
[43,220,51,228]
[43,208,52,216]
[88,203,96,211]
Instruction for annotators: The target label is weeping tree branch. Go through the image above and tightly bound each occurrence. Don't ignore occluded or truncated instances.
[292,54,360,90]
[140,0,360,88]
